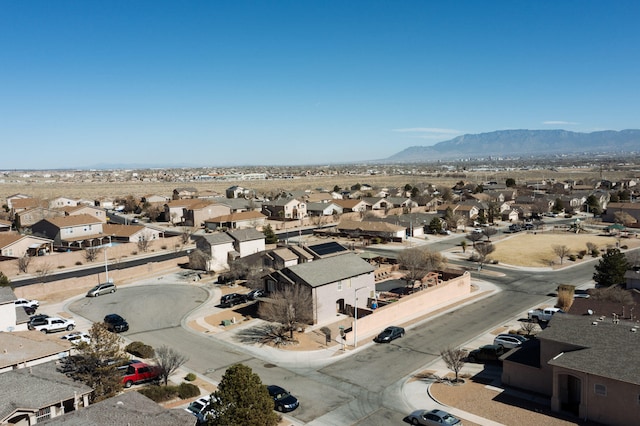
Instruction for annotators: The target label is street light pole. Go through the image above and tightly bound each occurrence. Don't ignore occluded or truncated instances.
[354,286,368,348]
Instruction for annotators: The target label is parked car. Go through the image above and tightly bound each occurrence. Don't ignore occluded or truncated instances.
[407,408,463,425]
[247,289,265,300]
[15,298,39,314]
[86,282,117,297]
[508,224,522,232]
[524,223,535,230]
[61,331,91,345]
[220,293,248,308]
[185,395,214,423]
[27,314,50,330]
[103,313,129,332]
[32,317,76,334]
[373,326,405,343]
[267,385,299,412]
[493,333,528,349]
[438,229,451,235]
[121,361,161,388]
[467,344,505,363]
[472,228,483,234]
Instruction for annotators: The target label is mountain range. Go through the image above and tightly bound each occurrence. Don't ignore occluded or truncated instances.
[384,129,640,162]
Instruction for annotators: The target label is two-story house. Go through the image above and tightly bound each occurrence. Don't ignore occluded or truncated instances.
[31,214,104,248]
[261,198,307,219]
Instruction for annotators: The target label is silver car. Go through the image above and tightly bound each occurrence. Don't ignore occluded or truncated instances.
[493,333,528,349]
[86,282,117,297]
[407,409,463,425]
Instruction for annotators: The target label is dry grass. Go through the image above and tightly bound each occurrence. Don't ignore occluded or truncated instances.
[490,232,639,267]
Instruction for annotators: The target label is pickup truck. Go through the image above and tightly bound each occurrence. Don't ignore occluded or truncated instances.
[121,362,161,388]
[528,307,562,323]
[31,317,76,333]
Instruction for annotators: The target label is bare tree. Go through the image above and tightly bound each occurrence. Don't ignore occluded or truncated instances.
[154,345,189,386]
[188,249,211,271]
[475,242,495,269]
[440,346,467,383]
[397,247,447,286]
[137,233,151,252]
[17,254,31,273]
[519,321,539,337]
[557,288,574,312]
[35,262,53,283]
[84,247,101,262]
[481,227,497,241]
[465,232,483,249]
[586,241,598,256]
[180,227,193,244]
[258,285,314,339]
[553,245,571,264]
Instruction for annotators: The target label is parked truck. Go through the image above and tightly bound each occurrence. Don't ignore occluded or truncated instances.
[528,307,562,323]
[121,362,161,388]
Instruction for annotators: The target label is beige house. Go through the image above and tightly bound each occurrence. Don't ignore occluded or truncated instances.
[204,211,267,231]
[334,199,369,213]
[0,233,53,259]
[602,202,640,224]
[61,204,108,223]
[31,214,104,248]
[502,314,640,424]
[261,198,307,219]
[337,220,406,240]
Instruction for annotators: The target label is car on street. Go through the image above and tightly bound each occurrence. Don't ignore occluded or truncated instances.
[61,331,91,345]
[524,223,535,230]
[508,224,522,232]
[15,298,39,314]
[103,313,129,332]
[373,326,405,343]
[407,408,463,425]
[467,344,505,363]
[220,293,248,308]
[86,282,117,297]
[493,333,528,349]
[267,385,299,412]
[247,289,265,300]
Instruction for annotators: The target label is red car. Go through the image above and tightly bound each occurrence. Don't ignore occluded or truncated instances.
[121,362,161,388]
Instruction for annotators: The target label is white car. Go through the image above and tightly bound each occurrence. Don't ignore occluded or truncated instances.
[32,317,76,334]
[61,332,91,345]
[185,395,214,422]
[15,298,39,313]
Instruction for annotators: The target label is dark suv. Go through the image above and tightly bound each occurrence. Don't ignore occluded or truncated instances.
[27,314,50,330]
[220,293,248,308]
[104,314,129,333]
[373,326,405,343]
[467,344,505,363]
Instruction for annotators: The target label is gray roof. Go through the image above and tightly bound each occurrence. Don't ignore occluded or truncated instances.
[196,233,234,245]
[43,391,196,425]
[0,332,72,370]
[0,286,16,304]
[226,228,264,242]
[542,314,640,385]
[285,253,374,288]
[0,361,92,421]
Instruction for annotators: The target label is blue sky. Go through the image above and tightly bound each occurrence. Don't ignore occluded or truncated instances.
[1,1,639,169]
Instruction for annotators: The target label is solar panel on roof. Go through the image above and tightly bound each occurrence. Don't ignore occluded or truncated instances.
[308,242,348,256]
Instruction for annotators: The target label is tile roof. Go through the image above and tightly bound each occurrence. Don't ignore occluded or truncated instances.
[542,314,640,385]
[102,223,146,238]
[285,253,374,287]
[337,220,406,233]
[42,391,195,425]
[0,233,23,249]
[46,214,102,227]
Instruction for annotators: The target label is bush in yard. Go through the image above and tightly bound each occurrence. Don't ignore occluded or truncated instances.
[125,341,155,358]
[178,382,200,399]
[184,372,196,381]
[137,385,178,402]
[569,254,577,261]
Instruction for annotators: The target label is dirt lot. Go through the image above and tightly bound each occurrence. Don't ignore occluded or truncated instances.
[488,231,640,268]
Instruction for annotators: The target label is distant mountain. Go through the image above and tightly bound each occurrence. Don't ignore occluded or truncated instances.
[385,129,640,162]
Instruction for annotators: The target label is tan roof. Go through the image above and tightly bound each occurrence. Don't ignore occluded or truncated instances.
[102,223,146,237]
[607,202,640,210]
[338,220,405,232]
[0,233,23,248]
[0,219,12,227]
[206,211,266,223]
[0,331,71,369]
[47,214,102,227]
[166,199,205,208]
[11,198,43,209]
[272,247,299,262]
[334,199,368,209]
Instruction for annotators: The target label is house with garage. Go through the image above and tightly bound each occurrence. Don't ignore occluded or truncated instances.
[5,193,32,210]
[61,204,108,223]
[602,202,640,224]
[0,233,54,259]
[261,198,307,219]
[0,361,92,424]
[10,197,47,216]
[227,228,265,258]
[101,223,162,244]
[501,313,640,425]
[263,253,376,324]
[334,199,369,213]
[194,233,236,271]
[14,207,64,228]
[182,200,231,228]
[337,220,406,241]
[306,201,343,217]
[48,196,80,208]
[203,211,267,231]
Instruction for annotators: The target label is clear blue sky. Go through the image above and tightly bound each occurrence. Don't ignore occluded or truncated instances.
[1,1,639,169]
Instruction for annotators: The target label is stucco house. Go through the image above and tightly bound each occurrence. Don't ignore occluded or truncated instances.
[337,220,406,241]
[0,361,92,424]
[0,219,11,232]
[15,207,64,228]
[0,233,54,259]
[333,199,369,213]
[261,198,307,219]
[101,223,162,244]
[602,202,640,224]
[48,197,80,209]
[501,313,640,424]
[182,200,231,227]
[61,205,108,223]
[227,228,265,258]
[194,233,235,271]
[203,211,267,231]
[31,214,104,248]
[306,202,343,217]
[264,253,376,324]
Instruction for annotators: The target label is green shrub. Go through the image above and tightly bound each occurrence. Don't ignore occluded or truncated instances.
[137,385,178,402]
[569,255,577,261]
[184,372,196,381]
[125,341,155,358]
[591,249,600,257]
[75,261,82,266]
[177,382,200,399]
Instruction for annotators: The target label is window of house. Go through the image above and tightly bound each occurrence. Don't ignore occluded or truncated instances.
[36,407,51,421]
[594,384,606,396]
[337,281,342,291]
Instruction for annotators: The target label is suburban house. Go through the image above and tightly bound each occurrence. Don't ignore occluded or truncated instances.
[602,202,640,224]
[227,228,265,258]
[42,391,195,425]
[31,214,105,248]
[304,192,335,203]
[216,197,263,213]
[48,197,80,208]
[101,223,162,244]
[0,233,54,259]
[0,361,92,424]
[337,220,406,241]
[14,207,65,229]
[266,247,300,269]
[225,185,254,199]
[261,198,307,219]
[203,211,267,231]
[369,213,439,238]
[141,194,169,204]
[10,197,47,216]
[5,193,32,210]
[182,200,231,227]
[194,233,236,271]
[306,202,343,217]
[333,199,369,213]
[501,314,640,425]
[263,253,376,324]
[61,204,108,223]
[172,187,198,199]
[0,219,11,232]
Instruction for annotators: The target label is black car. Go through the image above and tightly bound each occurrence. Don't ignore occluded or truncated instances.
[467,344,505,363]
[220,293,248,308]
[103,314,129,333]
[373,326,405,343]
[267,385,299,412]
[27,314,50,330]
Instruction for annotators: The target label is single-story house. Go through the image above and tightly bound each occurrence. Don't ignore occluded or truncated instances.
[0,233,54,259]
[204,211,267,231]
